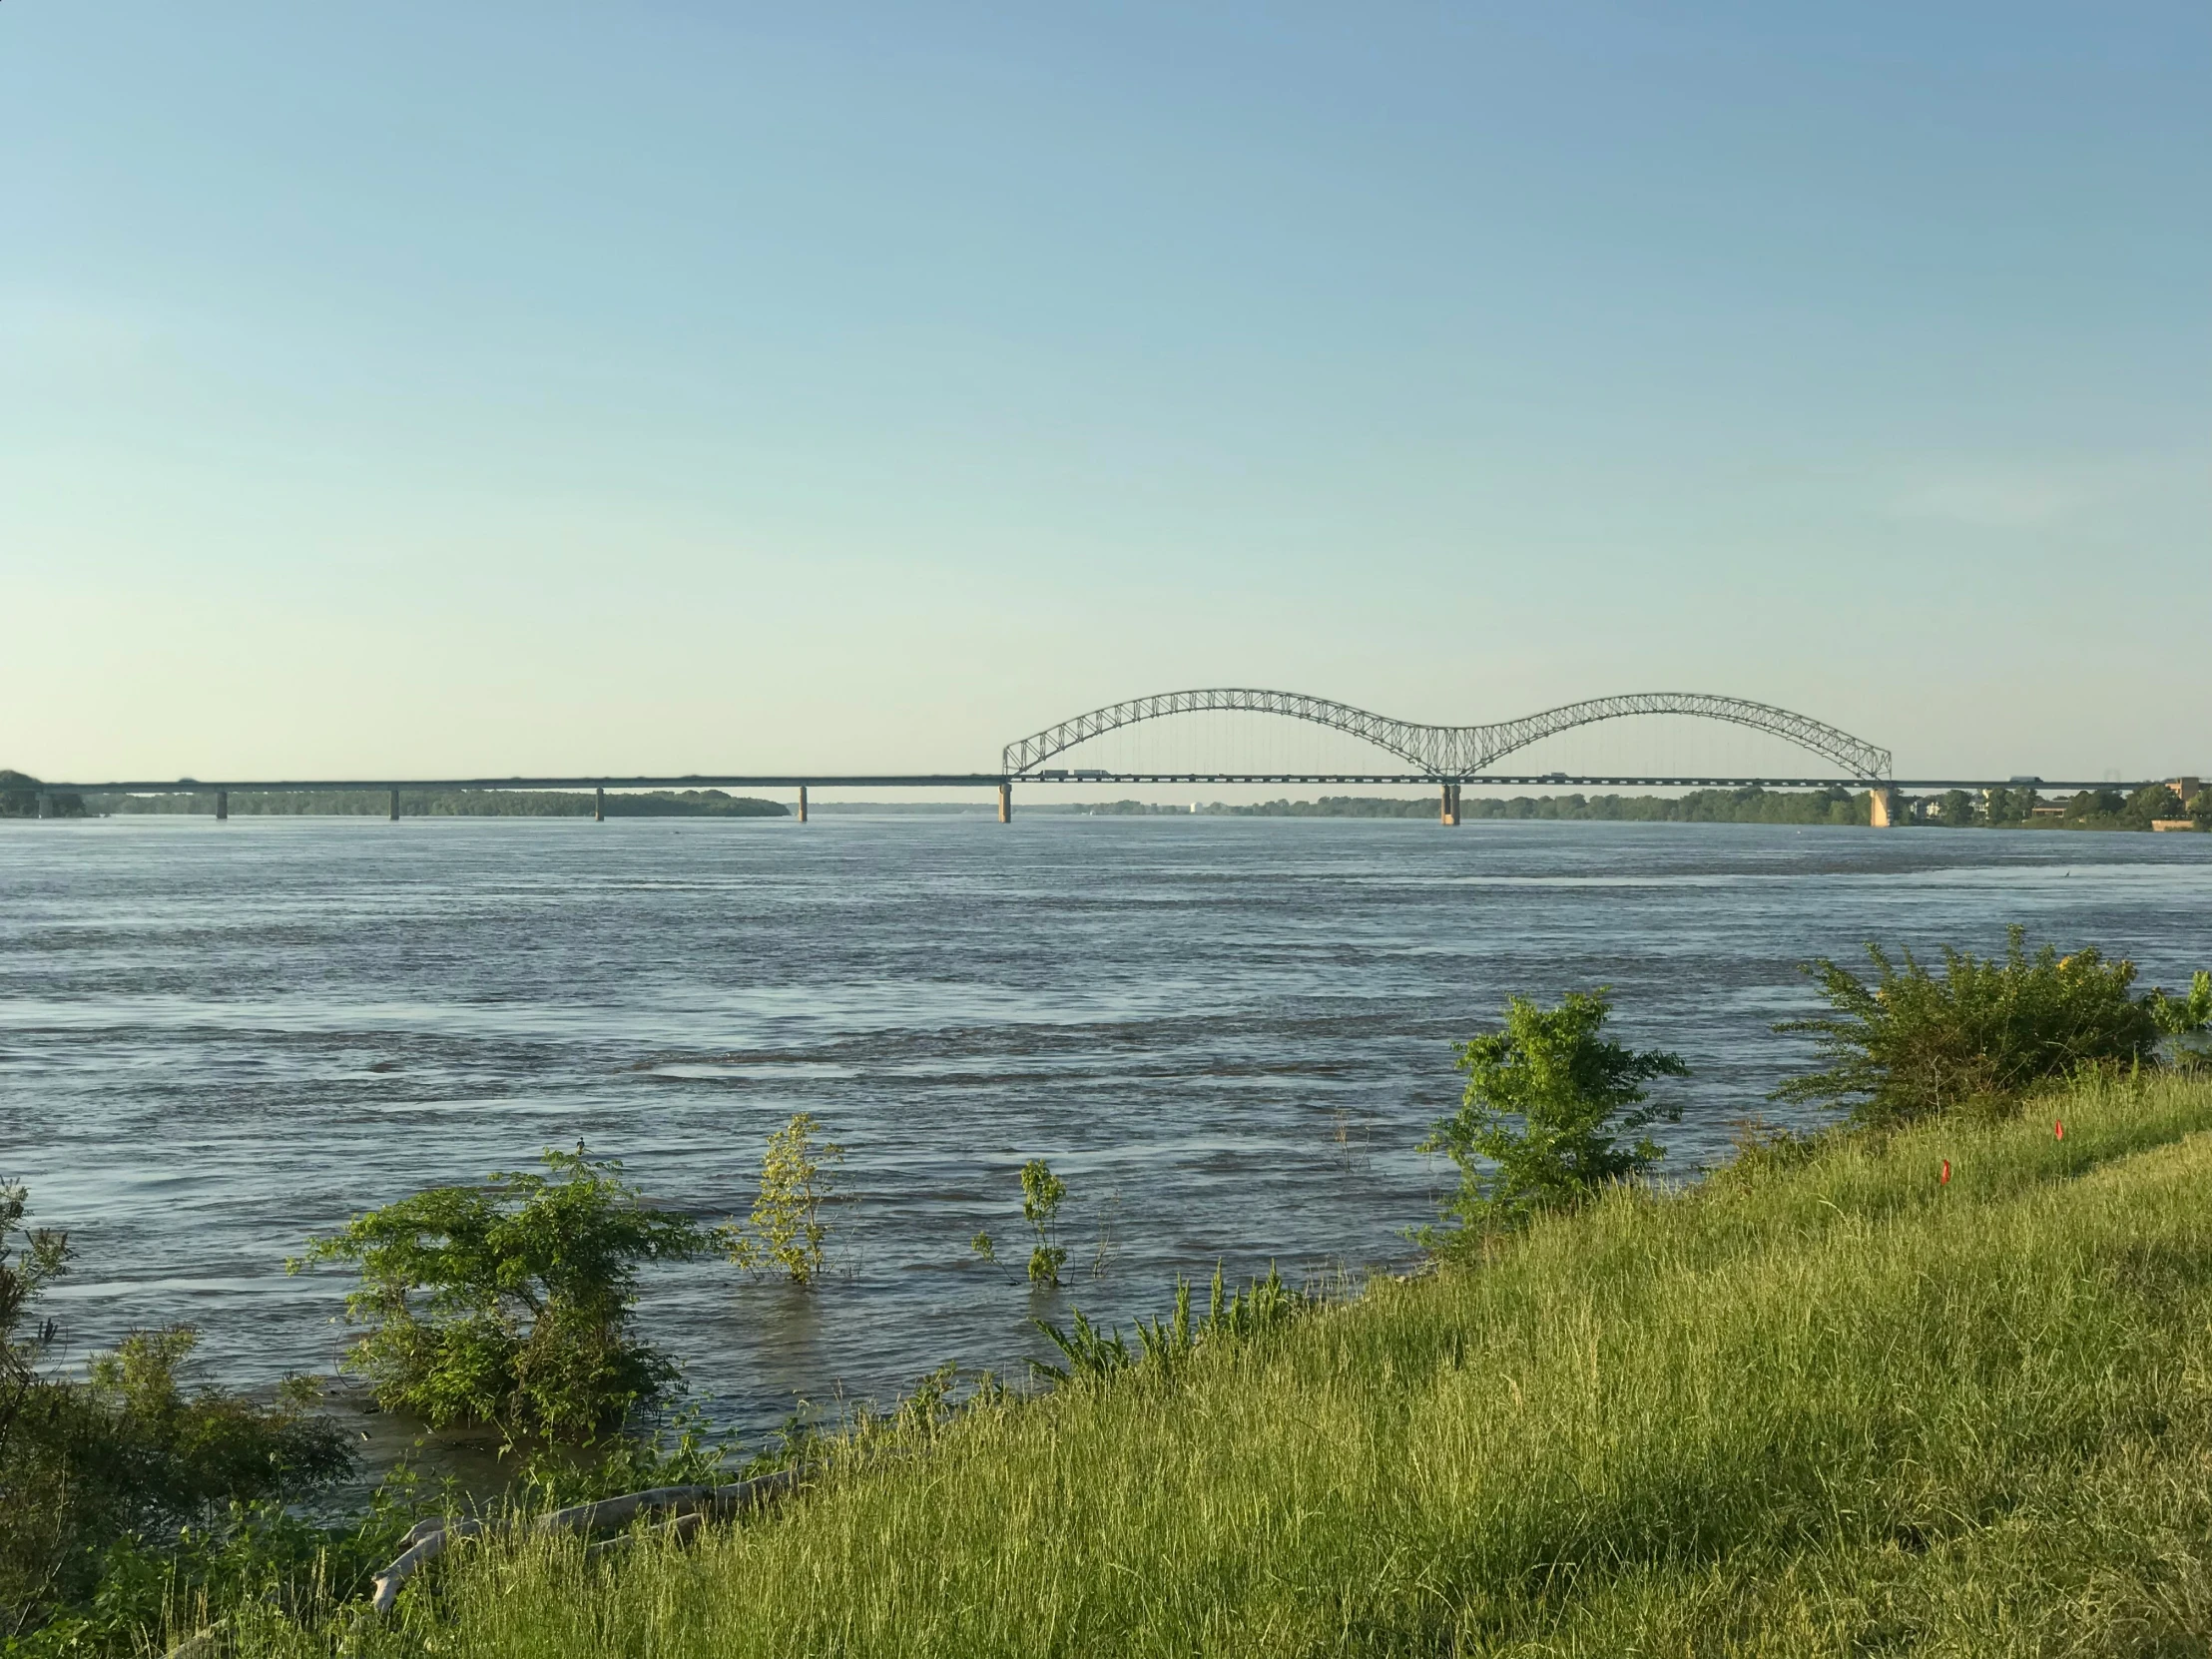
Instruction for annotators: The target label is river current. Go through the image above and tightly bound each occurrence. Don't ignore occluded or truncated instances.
[5,814,2209,1443]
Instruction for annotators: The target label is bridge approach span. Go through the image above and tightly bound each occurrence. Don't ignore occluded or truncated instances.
[1002,690,1894,782]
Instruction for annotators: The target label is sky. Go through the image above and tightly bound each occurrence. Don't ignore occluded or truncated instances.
[4,2,2207,786]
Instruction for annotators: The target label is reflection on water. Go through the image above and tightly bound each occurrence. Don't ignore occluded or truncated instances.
[4,814,2209,1441]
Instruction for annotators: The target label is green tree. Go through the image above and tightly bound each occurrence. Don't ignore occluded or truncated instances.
[1418,990,1687,1237]
[2190,790,2212,831]
[291,1145,711,1442]
[722,1113,845,1286]
[2122,784,2184,828]
[1776,926,2212,1128]
[2064,788,2124,824]
[1020,1161,1068,1288]
[1936,789,1980,828]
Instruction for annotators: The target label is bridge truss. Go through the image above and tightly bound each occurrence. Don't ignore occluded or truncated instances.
[1001,689,1893,782]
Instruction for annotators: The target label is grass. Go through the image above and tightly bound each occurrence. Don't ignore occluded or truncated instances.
[259,1071,2212,1656]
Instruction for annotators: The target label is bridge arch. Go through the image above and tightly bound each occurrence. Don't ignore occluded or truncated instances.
[1002,689,1892,781]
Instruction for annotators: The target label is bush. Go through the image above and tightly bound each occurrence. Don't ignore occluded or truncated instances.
[2,1183,348,1645]
[1020,1160,1068,1288]
[291,1145,713,1442]
[1418,989,1686,1238]
[1776,925,2212,1127]
[721,1113,844,1286]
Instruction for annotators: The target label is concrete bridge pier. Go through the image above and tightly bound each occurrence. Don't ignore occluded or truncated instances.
[997,783,1012,824]
[216,790,228,822]
[594,786,605,823]
[1869,786,1898,829]
[1440,782,1461,827]
[388,788,400,822]
[796,786,808,824]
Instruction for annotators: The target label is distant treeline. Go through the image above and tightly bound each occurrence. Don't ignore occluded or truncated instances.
[91,789,788,819]
[1074,784,2210,830]
[0,771,88,818]
[1199,788,1871,824]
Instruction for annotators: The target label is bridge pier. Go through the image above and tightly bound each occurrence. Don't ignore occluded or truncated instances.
[796,786,808,824]
[1868,786,1897,829]
[216,790,228,822]
[997,783,1012,824]
[388,788,400,822]
[1440,782,1460,827]
[594,786,605,823]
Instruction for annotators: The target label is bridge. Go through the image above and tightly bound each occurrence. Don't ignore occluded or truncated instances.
[20,687,2135,827]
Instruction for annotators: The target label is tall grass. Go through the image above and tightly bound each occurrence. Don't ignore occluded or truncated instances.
[270,1072,2212,1656]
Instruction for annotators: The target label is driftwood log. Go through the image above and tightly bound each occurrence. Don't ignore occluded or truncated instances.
[366,1468,802,1614]
[368,1516,492,1614]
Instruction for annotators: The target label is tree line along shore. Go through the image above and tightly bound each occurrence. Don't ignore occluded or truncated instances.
[0,775,786,819]
[1093,780,2212,829]
[5,930,2212,1654]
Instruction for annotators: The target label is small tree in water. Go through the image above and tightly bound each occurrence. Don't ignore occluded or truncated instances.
[1420,989,1686,1238]
[722,1113,845,1285]
[1021,1160,1068,1288]
[291,1144,711,1442]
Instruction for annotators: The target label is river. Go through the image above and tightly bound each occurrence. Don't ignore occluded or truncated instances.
[4,813,2208,1446]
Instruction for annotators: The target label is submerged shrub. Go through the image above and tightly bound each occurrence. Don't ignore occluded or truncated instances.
[1419,988,1687,1239]
[1776,926,2212,1128]
[2,1183,348,1645]
[292,1144,712,1442]
[1020,1160,1069,1288]
[721,1112,845,1286]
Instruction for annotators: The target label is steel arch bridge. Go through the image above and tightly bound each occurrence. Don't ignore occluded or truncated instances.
[1002,689,1893,782]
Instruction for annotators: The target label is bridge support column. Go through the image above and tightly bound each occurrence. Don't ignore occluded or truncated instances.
[388,788,400,822]
[594,786,605,823]
[1868,786,1897,829]
[1440,783,1460,827]
[216,790,228,822]
[997,783,1012,824]
[796,786,808,824]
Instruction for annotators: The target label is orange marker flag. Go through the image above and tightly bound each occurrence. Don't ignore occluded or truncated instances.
[2054,1120,2064,1140]
[1939,1159,1951,1185]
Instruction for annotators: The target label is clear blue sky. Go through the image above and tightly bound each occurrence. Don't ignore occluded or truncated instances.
[5,3,2206,783]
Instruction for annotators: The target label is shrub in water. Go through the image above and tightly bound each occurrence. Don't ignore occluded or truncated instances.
[1419,988,1687,1239]
[1020,1160,1069,1288]
[291,1144,711,1442]
[721,1112,844,1286]
[1776,925,2212,1127]
[2,1183,348,1645]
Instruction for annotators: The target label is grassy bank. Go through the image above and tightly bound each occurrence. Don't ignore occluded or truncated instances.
[260,1069,2212,1657]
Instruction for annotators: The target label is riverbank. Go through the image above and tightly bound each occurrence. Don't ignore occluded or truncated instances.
[276,1067,2212,1655]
